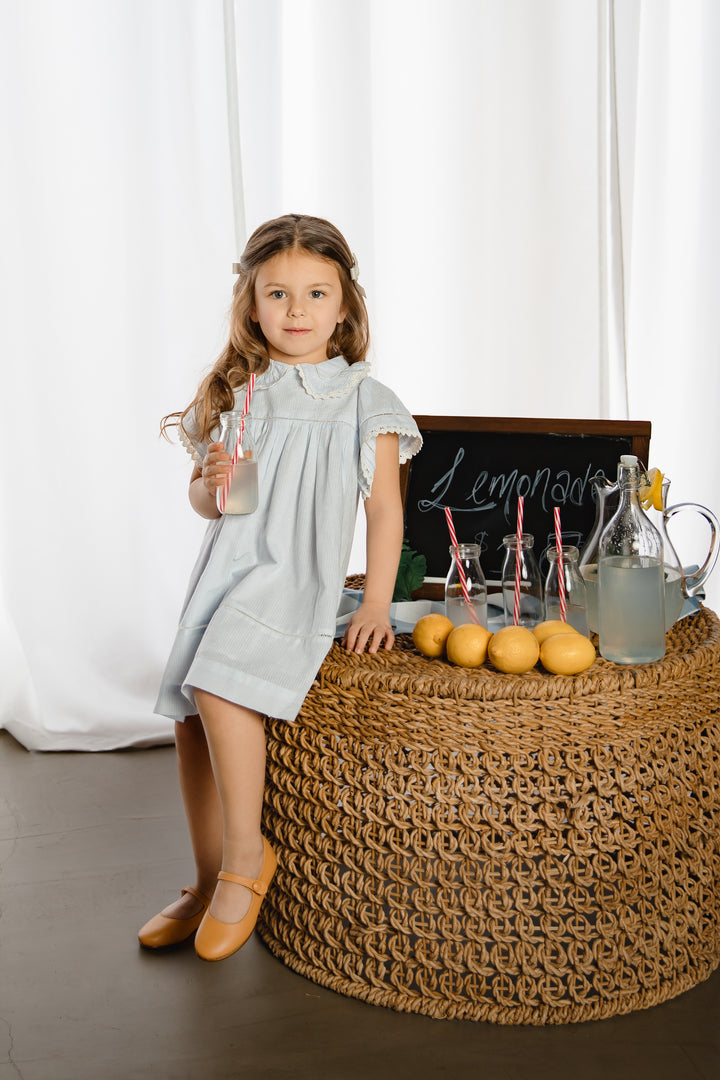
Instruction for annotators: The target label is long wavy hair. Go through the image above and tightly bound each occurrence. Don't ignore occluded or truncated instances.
[161,214,370,446]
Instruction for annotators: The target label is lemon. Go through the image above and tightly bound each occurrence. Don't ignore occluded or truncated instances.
[412,613,455,658]
[639,467,664,511]
[532,620,579,645]
[487,625,540,674]
[540,633,596,675]
[446,623,493,667]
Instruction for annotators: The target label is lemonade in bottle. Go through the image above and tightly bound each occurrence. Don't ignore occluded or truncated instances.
[216,410,258,515]
[598,455,665,663]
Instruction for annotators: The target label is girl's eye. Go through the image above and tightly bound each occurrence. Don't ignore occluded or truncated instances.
[270,290,286,300]
[310,290,324,299]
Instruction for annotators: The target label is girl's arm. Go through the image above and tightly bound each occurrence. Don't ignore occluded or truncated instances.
[343,433,404,654]
[189,441,232,519]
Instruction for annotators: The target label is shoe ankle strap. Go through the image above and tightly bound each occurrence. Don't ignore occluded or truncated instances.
[181,885,213,905]
[218,870,268,896]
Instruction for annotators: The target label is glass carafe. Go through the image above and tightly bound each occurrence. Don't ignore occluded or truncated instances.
[598,455,665,664]
[544,545,588,636]
[216,411,258,515]
[501,533,543,628]
[445,544,488,627]
[579,473,619,634]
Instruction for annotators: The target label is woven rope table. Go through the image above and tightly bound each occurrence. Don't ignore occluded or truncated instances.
[258,606,720,1024]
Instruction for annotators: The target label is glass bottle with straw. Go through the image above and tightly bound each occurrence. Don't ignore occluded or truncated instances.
[444,508,487,627]
[501,496,543,628]
[217,374,258,515]
[545,506,588,635]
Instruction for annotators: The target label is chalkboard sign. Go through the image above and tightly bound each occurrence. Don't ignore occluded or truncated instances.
[401,416,651,586]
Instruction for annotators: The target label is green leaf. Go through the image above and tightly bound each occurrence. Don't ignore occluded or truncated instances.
[392,540,427,602]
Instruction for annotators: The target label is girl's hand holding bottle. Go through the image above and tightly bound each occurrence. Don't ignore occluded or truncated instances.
[189,442,234,519]
[202,442,233,494]
[343,601,395,654]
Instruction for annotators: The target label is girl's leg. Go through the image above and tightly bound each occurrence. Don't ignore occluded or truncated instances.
[158,715,224,919]
[194,689,267,924]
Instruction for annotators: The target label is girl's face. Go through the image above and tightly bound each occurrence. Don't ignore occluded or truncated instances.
[251,249,347,366]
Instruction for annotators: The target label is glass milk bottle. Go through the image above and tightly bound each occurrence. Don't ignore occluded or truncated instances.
[216,411,258,515]
[598,455,665,663]
[545,545,589,636]
[501,533,543,628]
[445,544,488,627]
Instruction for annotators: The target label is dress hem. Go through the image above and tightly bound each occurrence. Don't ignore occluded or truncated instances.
[180,660,308,722]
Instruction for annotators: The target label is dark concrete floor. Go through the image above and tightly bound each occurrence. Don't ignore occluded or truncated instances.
[1,730,719,1080]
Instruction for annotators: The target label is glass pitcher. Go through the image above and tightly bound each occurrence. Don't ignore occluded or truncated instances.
[647,478,719,628]
[578,472,619,633]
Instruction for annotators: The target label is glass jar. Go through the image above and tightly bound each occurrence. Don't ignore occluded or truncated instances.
[445,544,488,627]
[216,411,258,515]
[598,455,665,663]
[501,533,543,628]
[544,545,588,636]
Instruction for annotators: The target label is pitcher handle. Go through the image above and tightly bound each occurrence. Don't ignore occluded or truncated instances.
[664,502,720,597]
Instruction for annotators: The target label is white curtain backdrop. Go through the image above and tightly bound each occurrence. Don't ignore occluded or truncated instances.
[1,0,718,750]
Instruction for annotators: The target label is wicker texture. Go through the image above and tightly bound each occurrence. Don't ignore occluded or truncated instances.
[258,607,720,1024]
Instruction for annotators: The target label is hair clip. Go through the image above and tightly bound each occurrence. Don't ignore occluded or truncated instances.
[232,262,242,274]
[350,253,367,297]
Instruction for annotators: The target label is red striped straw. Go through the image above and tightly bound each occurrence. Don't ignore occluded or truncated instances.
[554,505,567,621]
[219,373,256,514]
[513,496,524,625]
[444,507,480,624]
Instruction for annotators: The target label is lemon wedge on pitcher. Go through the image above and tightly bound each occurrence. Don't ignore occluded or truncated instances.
[639,467,664,511]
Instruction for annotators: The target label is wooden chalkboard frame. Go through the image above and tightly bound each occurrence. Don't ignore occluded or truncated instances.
[400,416,651,598]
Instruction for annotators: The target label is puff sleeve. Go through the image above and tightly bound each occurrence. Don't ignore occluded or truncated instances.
[357,377,422,499]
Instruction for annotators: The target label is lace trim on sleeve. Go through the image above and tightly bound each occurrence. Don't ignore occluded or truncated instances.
[359,424,423,499]
[178,425,203,466]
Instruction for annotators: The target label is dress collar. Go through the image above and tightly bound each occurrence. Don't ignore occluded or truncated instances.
[252,360,292,389]
[253,356,370,399]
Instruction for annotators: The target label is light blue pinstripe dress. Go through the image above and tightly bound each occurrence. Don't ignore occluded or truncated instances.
[154,356,422,723]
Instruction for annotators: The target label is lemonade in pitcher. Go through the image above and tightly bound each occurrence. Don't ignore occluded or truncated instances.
[583,561,682,633]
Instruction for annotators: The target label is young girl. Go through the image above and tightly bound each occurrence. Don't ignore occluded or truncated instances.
[139,213,421,961]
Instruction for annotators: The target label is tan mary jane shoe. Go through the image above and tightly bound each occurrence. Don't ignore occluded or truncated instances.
[195,838,277,962]
[138,886,213,949]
